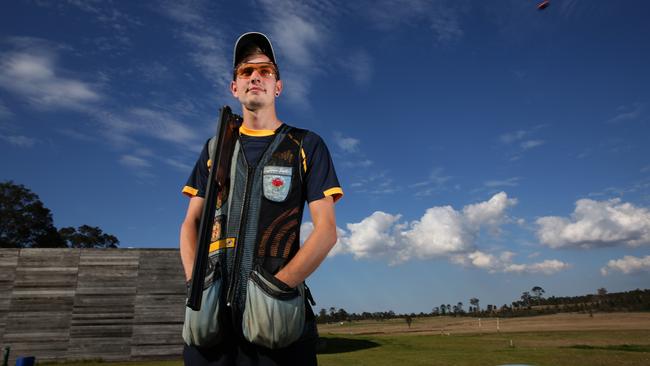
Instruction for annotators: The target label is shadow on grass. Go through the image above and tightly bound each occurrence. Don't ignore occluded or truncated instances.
[566,344,650,353]
[317,337,381,354]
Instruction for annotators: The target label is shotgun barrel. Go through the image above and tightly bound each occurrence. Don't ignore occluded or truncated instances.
[187,105,239,311]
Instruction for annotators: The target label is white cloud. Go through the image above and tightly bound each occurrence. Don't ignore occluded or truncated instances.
[96,108,200,149]
[332,192,515,263]
[607,103,644,124]
[0,41,102,110]
[520,139,545,150]
[257,0,336,108]
[303,191,568,274]
[463,192,517,228]
[537,198,650,249]
[120,155,151,169]
[452,251,569,275]
[163,158,193,172]
[157,1,230,90]
[350,171,400,195]
[411,167,453,196]
[342,159,373,169]
[0,100,12,120]
[362,0,465,43]
[484,177,521,188]
[504,259,570,275]
[498,126,547,160]
[333,132,360,153]
[0,134,37,148]
[500,130,528,144]
[339,50,373,86]
[601,255,650,276]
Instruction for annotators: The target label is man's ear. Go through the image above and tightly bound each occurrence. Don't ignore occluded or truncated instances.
[275,79,283,97]
[230,81,238,97]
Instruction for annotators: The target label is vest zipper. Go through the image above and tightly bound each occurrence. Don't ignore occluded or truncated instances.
[226,165,254,307]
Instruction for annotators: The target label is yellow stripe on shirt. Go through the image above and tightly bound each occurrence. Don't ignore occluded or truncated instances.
[182,186,199,197]
[323,187,343,203]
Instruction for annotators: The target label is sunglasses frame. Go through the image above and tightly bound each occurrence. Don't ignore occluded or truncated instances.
[234,62,279,80]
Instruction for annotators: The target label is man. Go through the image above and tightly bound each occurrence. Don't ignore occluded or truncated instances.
[180,32,343,365]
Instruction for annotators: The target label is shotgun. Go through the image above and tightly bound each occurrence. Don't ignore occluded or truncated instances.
[187,105,240,311]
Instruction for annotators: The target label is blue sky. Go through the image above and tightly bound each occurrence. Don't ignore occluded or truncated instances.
[1,0,649,314]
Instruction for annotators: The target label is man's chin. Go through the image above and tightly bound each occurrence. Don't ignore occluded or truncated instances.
[243,99,267,111]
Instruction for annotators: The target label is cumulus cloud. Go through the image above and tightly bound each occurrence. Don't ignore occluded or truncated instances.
[0,41,102,110]
[537,198,650,249]
[601,255,650,276]
[452,251,569,275]
[463,192,517,228]
[300,192,567,274]
[335,192,515,264]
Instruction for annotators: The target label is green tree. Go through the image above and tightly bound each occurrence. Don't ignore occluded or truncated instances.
[532,286,545,303]
[405,315,413,328]
[521,291,533,307]
[0,181,64,248]
[470,297,480,312]
[59,225,119,248]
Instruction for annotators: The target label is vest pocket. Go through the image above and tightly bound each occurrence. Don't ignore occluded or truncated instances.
[242,268,305,349]
[262,166,292,202]
[182,277,222,347]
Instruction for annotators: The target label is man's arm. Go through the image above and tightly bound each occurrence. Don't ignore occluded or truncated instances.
[274,195,337,288]
[179,196,205,281]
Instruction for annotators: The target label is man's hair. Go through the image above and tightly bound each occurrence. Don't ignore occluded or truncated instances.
[232,44,280,80]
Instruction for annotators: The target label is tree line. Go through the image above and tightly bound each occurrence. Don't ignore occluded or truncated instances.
[316,287,650,324]
[0,181,119,248]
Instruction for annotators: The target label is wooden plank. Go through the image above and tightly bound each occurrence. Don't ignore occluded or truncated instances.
[3,249,79,363]
[67,249,139,361]
[131,249,185,359]
[0,249,19,340]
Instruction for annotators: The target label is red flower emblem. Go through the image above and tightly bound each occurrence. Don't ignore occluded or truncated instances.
[272,178,284,187]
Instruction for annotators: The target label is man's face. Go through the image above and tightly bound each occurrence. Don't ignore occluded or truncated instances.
[230,54,282,111]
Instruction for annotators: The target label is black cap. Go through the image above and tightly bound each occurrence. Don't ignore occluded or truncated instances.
[233,32,278,68]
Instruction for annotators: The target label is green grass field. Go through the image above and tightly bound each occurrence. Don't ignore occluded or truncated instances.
[39,329,649,366]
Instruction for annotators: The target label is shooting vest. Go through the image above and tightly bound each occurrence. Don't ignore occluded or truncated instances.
[183,124,314,349]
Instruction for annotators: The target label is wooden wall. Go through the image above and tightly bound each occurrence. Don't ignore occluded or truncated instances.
[0,248,186,363]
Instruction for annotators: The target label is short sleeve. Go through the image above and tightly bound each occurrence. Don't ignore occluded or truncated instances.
[182,139,210,198]
[302,131,343,203]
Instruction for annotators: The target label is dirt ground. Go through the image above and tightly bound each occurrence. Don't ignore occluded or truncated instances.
[318,312,650,337]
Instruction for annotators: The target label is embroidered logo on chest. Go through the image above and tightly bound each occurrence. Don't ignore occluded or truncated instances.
[263,166,292,202]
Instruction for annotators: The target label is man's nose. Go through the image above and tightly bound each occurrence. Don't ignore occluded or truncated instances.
[249,70,262,83]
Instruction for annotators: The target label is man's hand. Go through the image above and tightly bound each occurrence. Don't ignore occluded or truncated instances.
[274,195,337,288]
